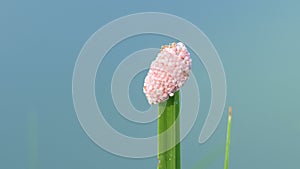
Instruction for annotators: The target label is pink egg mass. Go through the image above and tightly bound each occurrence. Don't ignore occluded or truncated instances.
[143,42,192,104]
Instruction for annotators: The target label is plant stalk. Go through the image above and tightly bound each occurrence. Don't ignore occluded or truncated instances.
[158,91,180,169]
[224,106,232,169]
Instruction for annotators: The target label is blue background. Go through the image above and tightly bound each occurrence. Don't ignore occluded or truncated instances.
[1,0,300,169]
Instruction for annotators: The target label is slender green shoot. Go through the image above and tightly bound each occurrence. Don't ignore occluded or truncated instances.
[224,106,232,169]
[158,91,180,169]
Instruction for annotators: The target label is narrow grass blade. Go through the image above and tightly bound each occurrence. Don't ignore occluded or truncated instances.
[224,106,232,169]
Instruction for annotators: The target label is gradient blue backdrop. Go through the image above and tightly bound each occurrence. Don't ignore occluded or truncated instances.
[1,0,300,169]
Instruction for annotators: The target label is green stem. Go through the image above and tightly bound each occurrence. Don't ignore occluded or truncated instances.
[158,91,180,169]
[224,106,232,169]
